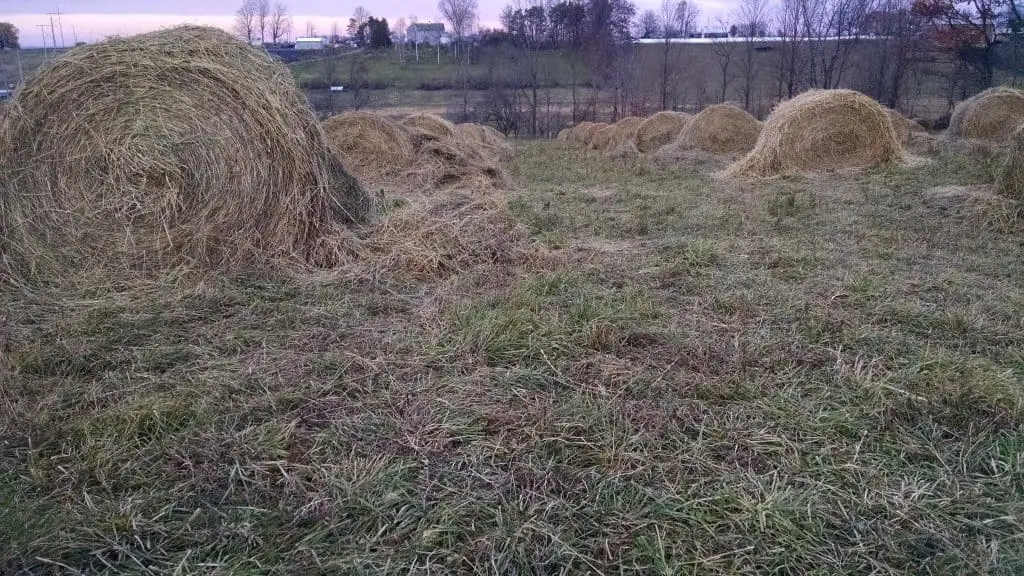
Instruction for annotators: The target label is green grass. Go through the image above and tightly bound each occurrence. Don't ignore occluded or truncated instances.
[4,139,1024,573]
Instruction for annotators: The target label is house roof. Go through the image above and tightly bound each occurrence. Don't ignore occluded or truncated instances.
[409,23,445,32]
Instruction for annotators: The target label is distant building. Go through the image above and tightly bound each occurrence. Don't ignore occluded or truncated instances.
[295,37,326,50]
[407,23,445,46]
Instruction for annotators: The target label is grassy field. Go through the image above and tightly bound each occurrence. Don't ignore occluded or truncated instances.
[3,137,1024,573]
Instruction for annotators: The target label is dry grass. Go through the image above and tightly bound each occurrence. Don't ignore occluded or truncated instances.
[948,86,1024,143]
[0,26,370,283]
[635,111,690,153]
[323,111,414,186]
[676,104,761,154]
[996,124,1024,202]
[5,105,1024,575]
[725,89,904,178]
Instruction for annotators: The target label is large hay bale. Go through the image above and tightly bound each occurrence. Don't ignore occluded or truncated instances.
[588,124,618,150]
[579,122,609,147]
[557,128,572,140]
[677,104,761,153]
[324,111,413,185]
[948,87,1024,142]
[725,89,903,177]
[996,124,1024,201]
[606,116,645,147]
[635,111,690,152]
[569,121,595,143]
[886,108,912,144]
[0,26,370,280]
[404,113,457,141]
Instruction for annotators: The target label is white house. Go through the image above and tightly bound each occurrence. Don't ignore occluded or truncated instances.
[295,37,326,50]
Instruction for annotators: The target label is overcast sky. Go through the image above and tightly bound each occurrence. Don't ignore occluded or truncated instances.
[2,0,734,47]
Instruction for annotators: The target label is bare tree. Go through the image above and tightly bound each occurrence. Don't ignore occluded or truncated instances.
[711,25,740,102]
[802,0,872,88]
[254,0,270,43]
[330,21,341,43]
[637,10,661,37]
[233,0,258,43]
[863,0,923,107]
[352,6,372,29]
[772,0,808,99]
[737,0,769,112]
[306,21,318,37]
[439,0,479,58]
[658,0,699,109]
[395,17,407,65]
[269,2,293,43]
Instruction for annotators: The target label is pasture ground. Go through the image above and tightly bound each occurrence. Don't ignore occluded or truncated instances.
[3,139,1024,574]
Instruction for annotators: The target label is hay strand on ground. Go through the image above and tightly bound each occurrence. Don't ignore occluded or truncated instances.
[635,111,690,153]
[677,104,761,154]
[724,89,904,178]
[0,25,370,281]
[948,87,1024,143]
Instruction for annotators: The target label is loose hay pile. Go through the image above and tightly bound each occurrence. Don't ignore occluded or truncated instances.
[635,111,690,152]
[0,26,371,280]
[677,104,761,153]
[725,89,904,177]
[948,87,1024,143]
[324,111,413,186]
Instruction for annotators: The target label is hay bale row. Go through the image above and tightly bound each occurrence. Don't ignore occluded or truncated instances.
[677,105,761,154]
[0,25,371,281]
[635,111,690,153]
[949,87,1024,143]
[323,111,509,194]
[725,89,903,178]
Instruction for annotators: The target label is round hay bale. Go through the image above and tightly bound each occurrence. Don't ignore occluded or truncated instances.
[557,128,572,140]
[725,89,903,178]
[996,124,1024,201]
[605,140,642,161]
[607,116,644,147]
[453,123,511,162]
[948,87,1024,142]
[588,124,618,150]
[0,26,370,280]
[886,108,912,144]
[678,104,761,153]
[569,121,595,143]
[454,122,487,144]
[404,113,457,141]
[635,111,690,152]
[579,122,609,147]
[324,111,413,185]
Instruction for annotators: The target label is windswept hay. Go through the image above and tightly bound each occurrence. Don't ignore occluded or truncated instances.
[0,26,371,281]
[677,104,761,154]
[725,89,904,178]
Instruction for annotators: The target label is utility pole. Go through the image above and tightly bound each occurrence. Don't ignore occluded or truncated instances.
[37,25,49,57]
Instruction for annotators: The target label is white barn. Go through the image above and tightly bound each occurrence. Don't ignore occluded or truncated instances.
[295,37,326,50]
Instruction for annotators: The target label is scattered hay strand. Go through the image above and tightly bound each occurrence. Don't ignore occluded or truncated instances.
[635,111,690,153]
[677,104,761,154]
[0,26,370,281]
[724,89,904,178]
[323,111,413,186]
[948,87,1024,143]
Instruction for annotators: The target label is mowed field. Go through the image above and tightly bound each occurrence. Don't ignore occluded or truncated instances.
[4,132,1024,572]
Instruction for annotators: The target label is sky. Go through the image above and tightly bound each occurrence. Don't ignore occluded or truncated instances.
[1,0,734,47]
